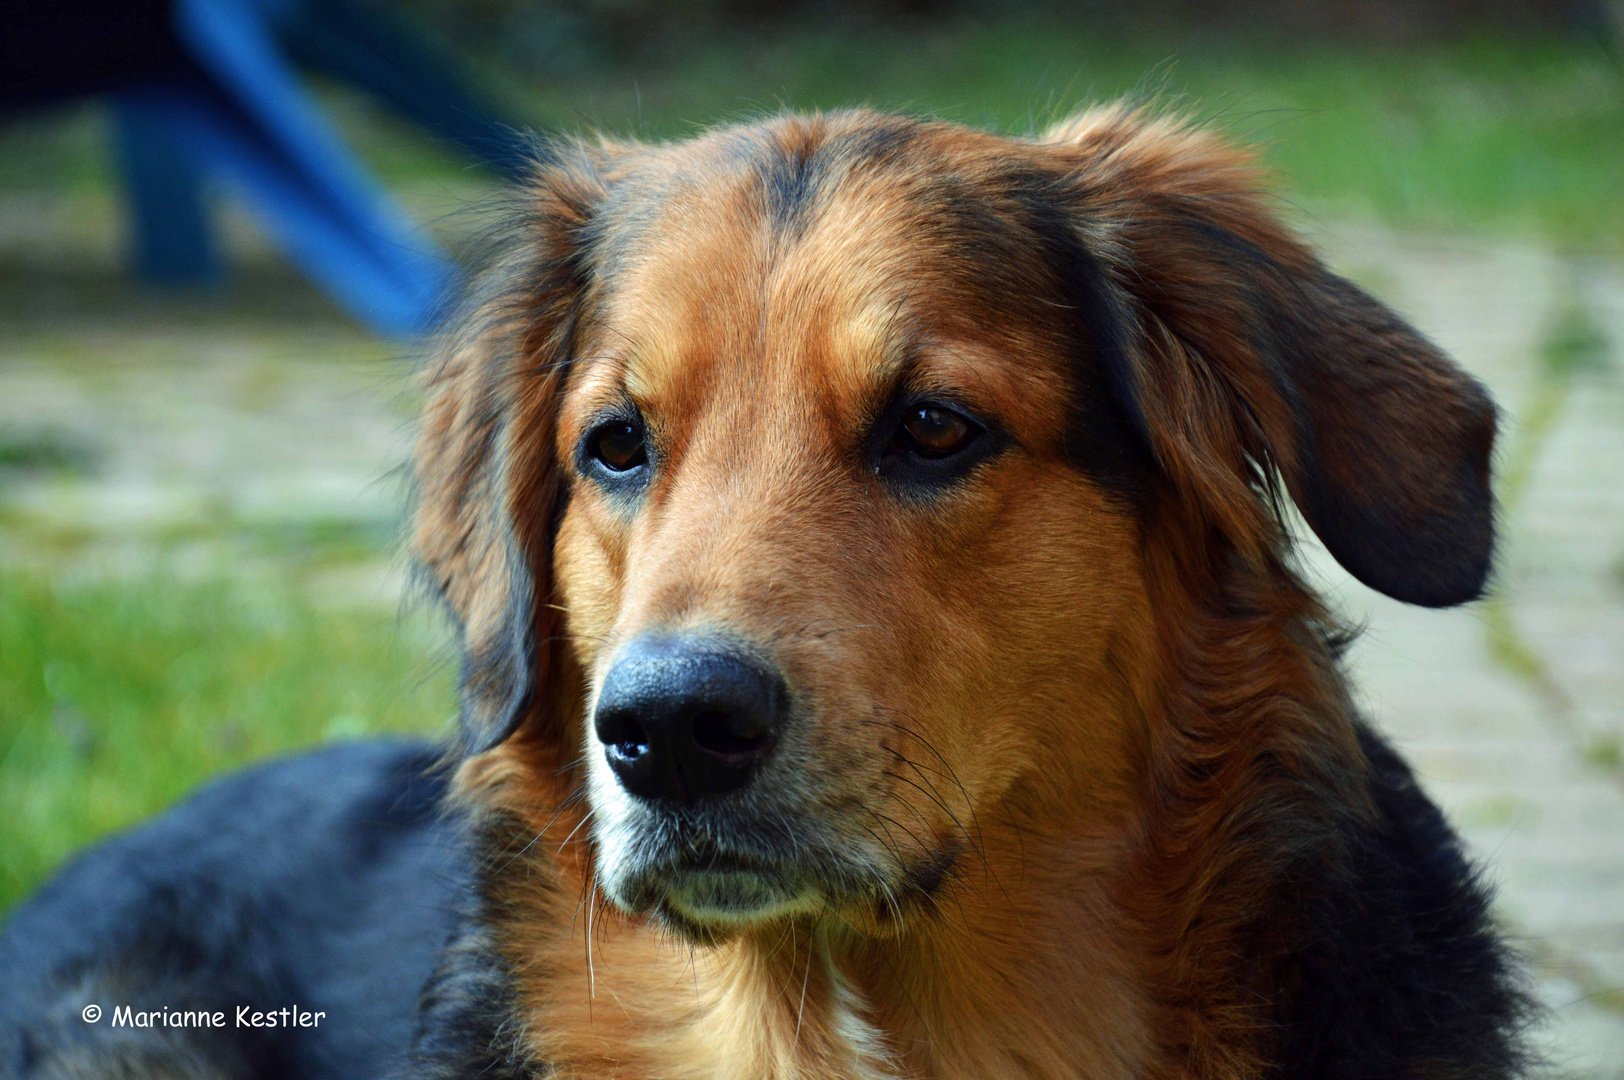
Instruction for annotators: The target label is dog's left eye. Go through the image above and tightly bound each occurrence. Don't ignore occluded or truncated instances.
[892,406,980,459]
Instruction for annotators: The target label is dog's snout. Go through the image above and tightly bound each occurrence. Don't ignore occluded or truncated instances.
[594,638,784,802]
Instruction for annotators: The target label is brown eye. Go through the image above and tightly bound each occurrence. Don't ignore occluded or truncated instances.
[589,421,647,472]
[896,406,977,459]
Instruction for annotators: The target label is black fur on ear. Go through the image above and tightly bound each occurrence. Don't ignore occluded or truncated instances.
[1043,107,1498,607]
[412,139,610,755]
[1259,269,1498,607]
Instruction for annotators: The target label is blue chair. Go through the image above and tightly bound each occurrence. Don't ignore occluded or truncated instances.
[1,0,534,336]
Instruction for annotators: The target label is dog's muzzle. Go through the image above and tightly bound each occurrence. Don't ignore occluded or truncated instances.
[591,634,818,926]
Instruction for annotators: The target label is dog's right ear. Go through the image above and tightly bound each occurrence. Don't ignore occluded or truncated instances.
[413,144,610,756]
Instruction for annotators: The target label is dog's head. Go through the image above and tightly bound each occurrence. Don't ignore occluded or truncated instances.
[415,108,1496,942]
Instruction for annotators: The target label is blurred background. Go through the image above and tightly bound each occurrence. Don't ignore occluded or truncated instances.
[1,1,1621,1073]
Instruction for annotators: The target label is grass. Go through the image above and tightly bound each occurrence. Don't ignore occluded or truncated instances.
[336,27,1624,252]
[0,426,99,475]
[0,569,455,913]
[498,24,1624,252]
[11,23,1618,250]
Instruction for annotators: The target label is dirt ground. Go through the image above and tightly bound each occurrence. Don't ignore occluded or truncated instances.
[1,194,1621,1075]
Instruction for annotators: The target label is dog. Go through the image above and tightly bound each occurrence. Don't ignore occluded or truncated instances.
[1,105,1530,1080]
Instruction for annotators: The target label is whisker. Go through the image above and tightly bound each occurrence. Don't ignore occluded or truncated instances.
[867,810,929,860]
[557,806,597,851]
[808,622,884,640]
[795,923,814,1044]
[887,765,980,859]
[493,789,586,874]
[863,712,1014,904]
[864,710,989,852]
[586,870,598,1001]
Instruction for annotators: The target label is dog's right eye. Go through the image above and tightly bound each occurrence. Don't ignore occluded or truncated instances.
[587,421,648,473]
[868,396,1001,496]
[894,407,978,459]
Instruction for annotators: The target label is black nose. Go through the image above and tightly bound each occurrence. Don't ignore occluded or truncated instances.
[593,637,785,803]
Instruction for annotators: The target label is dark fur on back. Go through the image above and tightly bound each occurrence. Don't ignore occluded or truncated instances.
[0,741,469,1080]
[1274,723,1532,1079]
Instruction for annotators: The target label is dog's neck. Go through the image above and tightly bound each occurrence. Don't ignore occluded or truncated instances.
[689,874,1151,1080]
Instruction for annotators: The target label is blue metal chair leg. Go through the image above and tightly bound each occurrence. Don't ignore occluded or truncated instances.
[140,81,446,336]
[112,93,222,286]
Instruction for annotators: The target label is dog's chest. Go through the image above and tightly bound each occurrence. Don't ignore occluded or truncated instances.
[514,923,1148,1080]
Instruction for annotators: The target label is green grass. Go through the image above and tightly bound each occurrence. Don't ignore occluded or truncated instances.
[0,426,99,475]
[291,26,1624,254]
[0,569,455,913]
[606,28,1624,251]
[8,27,1621,247]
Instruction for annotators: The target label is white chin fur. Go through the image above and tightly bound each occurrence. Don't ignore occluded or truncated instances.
[587,749,641,902]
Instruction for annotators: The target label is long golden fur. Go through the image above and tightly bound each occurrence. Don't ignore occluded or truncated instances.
[410,105,1525,1080]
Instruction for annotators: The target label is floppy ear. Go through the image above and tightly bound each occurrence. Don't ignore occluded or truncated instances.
[413,146,608,754]
[1046,107,1497,607]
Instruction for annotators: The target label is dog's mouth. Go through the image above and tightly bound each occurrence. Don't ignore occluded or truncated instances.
[655,861,821,927]
[614,846,823,929]
[597,810,963,942]
[589,745,960,938]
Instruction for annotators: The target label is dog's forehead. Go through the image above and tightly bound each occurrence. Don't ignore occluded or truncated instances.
[573,114,1078,427]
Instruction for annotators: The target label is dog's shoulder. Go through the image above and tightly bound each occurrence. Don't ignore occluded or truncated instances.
[1275,721,1533,1079]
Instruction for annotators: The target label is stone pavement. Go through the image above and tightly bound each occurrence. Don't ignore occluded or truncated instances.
[0,209,1620,1073]
[0,255,418,600]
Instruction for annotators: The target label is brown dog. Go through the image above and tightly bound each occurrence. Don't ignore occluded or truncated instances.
[410,105,1527,1079]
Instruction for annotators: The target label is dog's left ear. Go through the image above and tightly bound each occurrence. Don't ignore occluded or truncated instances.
[1045,108,1497,607]
[413,144,610,754]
